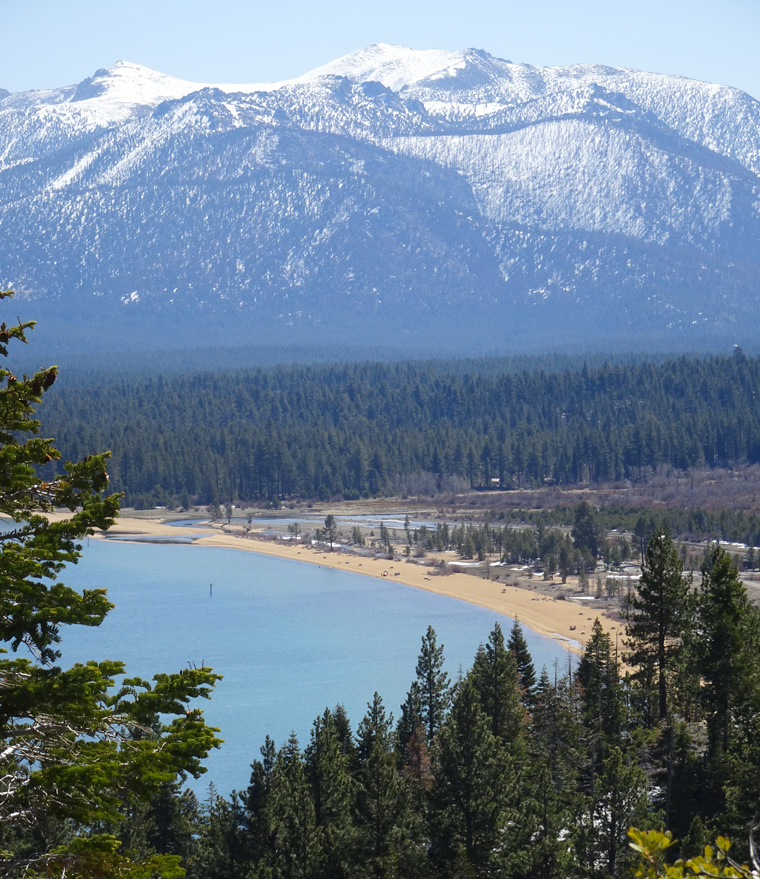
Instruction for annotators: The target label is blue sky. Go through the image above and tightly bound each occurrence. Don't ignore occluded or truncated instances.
[4,0,760,99]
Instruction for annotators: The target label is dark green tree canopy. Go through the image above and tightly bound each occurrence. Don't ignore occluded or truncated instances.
[0,294,221,876]
[36,350,760,507]
[469,622,524,745]
[572,500,606,562]
[625,530,692,725]
[507,620,537,708]
[414,626,452,744]
[698,547,759,763]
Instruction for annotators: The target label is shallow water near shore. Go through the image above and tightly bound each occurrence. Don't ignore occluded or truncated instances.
[60,539,571,795]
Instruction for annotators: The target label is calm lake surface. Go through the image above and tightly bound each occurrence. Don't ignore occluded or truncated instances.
[60,539,571,795]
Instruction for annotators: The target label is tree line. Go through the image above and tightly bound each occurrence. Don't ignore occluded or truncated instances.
[491,503,760,553]
[37,350,760,508]
[429,503,758,573]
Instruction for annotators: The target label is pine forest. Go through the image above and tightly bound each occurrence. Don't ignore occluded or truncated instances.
[4,301,760,877]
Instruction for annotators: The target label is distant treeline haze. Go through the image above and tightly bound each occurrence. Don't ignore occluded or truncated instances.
[39,351,760,509]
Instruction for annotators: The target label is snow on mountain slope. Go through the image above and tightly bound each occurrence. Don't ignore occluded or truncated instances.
[2,45,760,355]
[72,61,209,106]
[295,44,473,92]
[394,122,742,246]
[306,45,760,177]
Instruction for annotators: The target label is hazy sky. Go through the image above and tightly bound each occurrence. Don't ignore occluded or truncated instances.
[3,0,759,99]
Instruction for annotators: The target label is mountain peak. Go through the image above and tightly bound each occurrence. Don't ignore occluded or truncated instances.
[3,45,760,356]
[71,61,206,106]
[298,44,482,91]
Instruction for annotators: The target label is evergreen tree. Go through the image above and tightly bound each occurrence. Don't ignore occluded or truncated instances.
[323,515,338,550]
[575,747,651,879]
[414,626,452,744]
[0,294,221,876]
[572,501,605,562]
[305,709,356,878]
[266,733,321,879]
[698,546,754,761]
[354,693,429,879]
[507,620,537,708]
[625,531,697,830]
[697,547,760,825]
[507,669,582,878]
[240,736,278,872]
[332,703,357,773]
[625,530,693,725]
[187,785,248,879]
[633,514,655,566]
[558,543,574,584]
[395,681,432,797]
[512,763,577,879]
[116,783,200,868]
[468,622,524,746]
[576,619,626,769]
[396,681,423,759]
[430,679,510,875]
[722,689,760,852]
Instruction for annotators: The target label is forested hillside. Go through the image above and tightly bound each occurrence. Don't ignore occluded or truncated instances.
[39,351,760,508]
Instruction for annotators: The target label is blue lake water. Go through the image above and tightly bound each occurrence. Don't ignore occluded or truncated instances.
[59,539,572,795]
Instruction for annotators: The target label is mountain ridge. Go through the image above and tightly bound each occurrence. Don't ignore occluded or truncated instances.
[1,45,759,357]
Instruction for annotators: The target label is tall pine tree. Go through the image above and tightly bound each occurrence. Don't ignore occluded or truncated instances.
[508,620,537,709]
[414,626,452,744]
[354,693,429,879]
[625,530,692,725]
[469,622,524,747]
[430,679,510,875]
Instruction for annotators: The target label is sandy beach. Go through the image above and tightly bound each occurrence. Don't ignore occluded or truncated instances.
[92,514,622,653]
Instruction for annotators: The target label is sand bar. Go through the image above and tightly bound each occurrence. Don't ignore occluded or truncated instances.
[86,514,622,653]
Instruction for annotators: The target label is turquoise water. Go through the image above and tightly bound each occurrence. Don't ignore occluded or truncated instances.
[60,539,571,795]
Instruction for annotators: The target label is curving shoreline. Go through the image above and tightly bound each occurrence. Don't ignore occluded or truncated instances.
[89,514,622,654]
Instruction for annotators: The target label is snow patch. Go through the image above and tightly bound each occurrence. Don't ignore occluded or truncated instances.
[296,44,472,92]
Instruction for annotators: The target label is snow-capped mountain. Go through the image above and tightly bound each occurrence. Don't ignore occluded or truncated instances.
[2,45,759,355]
